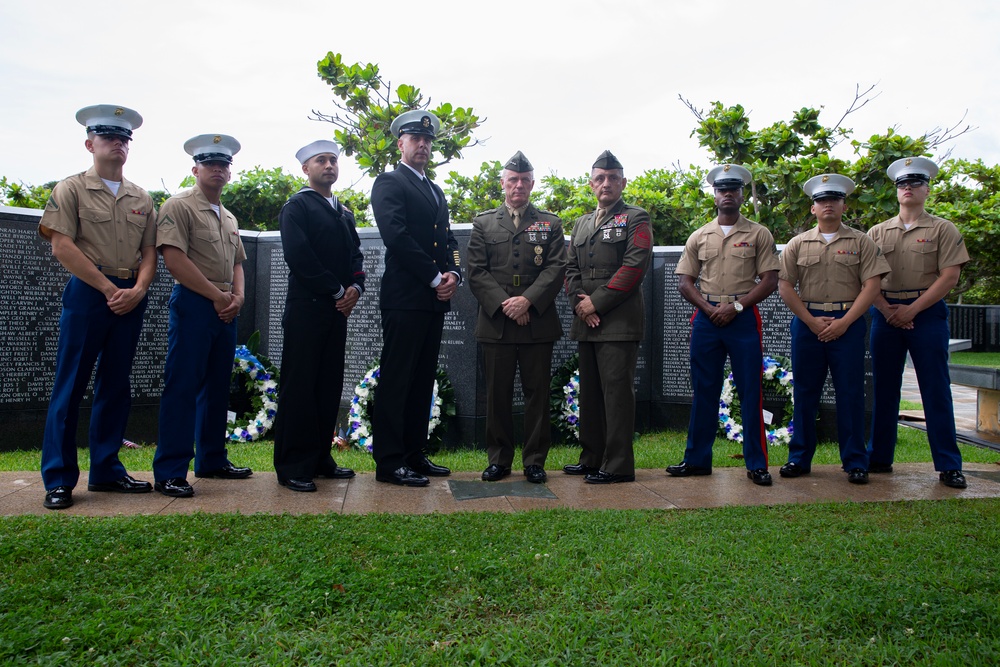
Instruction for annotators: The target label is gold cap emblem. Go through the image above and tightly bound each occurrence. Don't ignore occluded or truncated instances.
[114,107,124,116]
[905,158,913,166]
[822,175,830,182]
[421,116,431,128]
[723,165,731,172]
[213,135,222,144]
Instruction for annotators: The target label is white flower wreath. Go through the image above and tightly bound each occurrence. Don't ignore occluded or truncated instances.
[719,355,794,447]
[226,345,278,443]
[562,370,580,440]
[347,364,446,453]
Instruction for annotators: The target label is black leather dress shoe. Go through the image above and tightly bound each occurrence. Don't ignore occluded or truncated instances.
[847,468,869,484]
[747,468,773,486]
[868,463,893,474]
[376,467,430,487]
[154,478,194,497]
[88,474,153,493]
[316,466,356,479]
[481,464,511,481]
[562,463,600,476]
[43,486,73,510]
[195,462,253,479]
[408,455,450,477]
[524,464,547,484]
[665,462,712,477]
[584,470,636,484]
[779,462,810,478]
[940,470,967,489]
[278,477,317,492]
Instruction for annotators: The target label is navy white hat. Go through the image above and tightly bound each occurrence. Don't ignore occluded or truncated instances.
[592,150,623,170]
[389,110,440,138]
[887,157,938,186]
[75,104,142,139]
[504,150,533,173]
[707,164,752,190]
[295,140,340,165]
[184,134,241,164]
[803,174,855,200]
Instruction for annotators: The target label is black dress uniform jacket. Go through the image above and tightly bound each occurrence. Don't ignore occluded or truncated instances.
[281,188,365,298]
[372,165,459,311]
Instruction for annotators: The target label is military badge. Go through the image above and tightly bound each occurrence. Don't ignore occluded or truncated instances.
[534,255,543,266]
[603,229,611,240]
[614,214,628,225]
[529,232,537,242]
[534,245,543,255]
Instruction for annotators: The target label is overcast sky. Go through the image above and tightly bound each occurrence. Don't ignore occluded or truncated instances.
[2,0,998,198]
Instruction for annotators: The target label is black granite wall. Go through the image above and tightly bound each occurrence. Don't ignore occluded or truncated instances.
[1,206,854,451]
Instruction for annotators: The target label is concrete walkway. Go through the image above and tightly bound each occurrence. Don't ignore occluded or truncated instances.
[3,463,1000,517]
[3,367,998,517]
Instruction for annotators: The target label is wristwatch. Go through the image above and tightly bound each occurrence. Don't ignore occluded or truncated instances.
[733,301,744,313]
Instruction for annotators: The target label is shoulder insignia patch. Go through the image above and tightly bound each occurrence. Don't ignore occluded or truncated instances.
[635,223,651,249]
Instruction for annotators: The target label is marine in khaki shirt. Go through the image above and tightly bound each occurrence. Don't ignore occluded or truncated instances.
[779,174,888,484]
[867,157,970,489]
[38,104,156,511]
[669,164,779,486]
[152,134,252,499]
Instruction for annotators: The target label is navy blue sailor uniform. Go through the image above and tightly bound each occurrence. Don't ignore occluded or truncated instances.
[38,167,156,490]
[780,224,889,471]
[370,163,460,473]
[675,216,780,471]
[565,198,652,476]
[272,188,365,480]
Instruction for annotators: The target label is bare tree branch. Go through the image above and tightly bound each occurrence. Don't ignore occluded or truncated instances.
[923,110,977,160]
[678,94,705,122]
[830,83,881,135]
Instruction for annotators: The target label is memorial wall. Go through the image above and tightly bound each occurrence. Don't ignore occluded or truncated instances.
[1,205,854,451]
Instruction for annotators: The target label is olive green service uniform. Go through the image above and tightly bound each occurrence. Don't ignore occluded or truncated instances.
[566,198,652,477]
[468,203,567,470]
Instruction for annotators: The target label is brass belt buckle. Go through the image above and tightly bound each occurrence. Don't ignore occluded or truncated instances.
[513,275,521,287]
[116,268,131,279]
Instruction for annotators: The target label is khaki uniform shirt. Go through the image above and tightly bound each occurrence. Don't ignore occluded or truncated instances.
[156,186,246,285]
[38,166,156,270]
[780,224,889,302]
[566,198,652,342]
[868,212,969,291]
[675,215,780,295]
[468,204,566,343]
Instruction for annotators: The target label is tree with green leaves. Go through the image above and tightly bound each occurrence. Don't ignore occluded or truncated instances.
[443,160,504,225]
[0,177,53,209]
[311,52,483,180]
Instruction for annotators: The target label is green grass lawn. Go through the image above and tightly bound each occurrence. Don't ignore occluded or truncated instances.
[4,429,999,665]
[2,501,998,665]
[951,351,1000,368]
[4,426,999,473]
